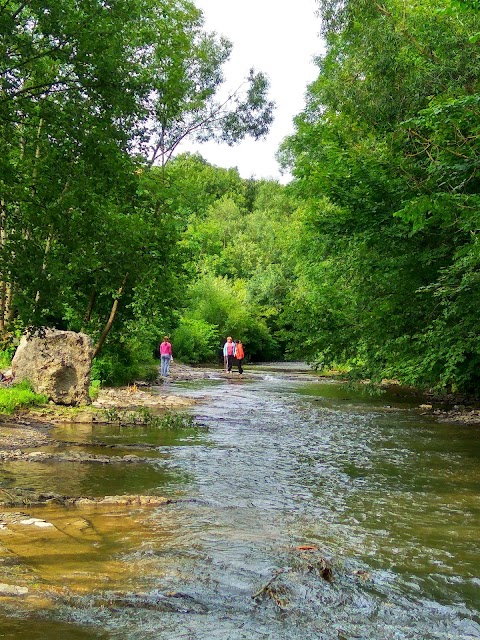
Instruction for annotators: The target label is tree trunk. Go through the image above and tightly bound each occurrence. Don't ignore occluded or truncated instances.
[0,281,6,335]
[31,117,44,192]
[34,234,52,305]
[84,288,96,323]
[92,274,128,359]
[5,283,14,324]
[0,199,8,336]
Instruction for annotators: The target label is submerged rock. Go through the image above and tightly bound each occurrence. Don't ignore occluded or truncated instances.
[0,491,173,508]
[18,517,54,528]
[0,583,29,595]
[0,450,151,464]
[12,328,93,406]
[70,495,171,506]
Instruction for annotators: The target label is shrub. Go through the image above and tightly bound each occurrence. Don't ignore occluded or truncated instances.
[101,407,197,429]
[89,379,101,401]
[91,338,160,386]
[0,348,15,370]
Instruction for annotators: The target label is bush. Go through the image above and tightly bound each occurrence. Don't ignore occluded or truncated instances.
[136,363,160,384]
[101,407,197,429]
[89,379,101,401]
[91,346,159,386]
[0,348,15,370]
[91,354,120,386]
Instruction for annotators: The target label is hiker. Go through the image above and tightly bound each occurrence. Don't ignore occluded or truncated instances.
[235,340,245,374]
[159,336,173,377]
[223,336,236,373]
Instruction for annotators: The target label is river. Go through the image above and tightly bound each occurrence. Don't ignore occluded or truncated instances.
[1,364,479,639]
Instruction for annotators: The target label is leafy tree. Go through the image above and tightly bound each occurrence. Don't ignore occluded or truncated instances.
[174,271,279,361]
[0,0,274,375]
[172,317,219,363]
[279,0,480,391]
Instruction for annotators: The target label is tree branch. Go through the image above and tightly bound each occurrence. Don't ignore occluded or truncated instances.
[93,274,129,358]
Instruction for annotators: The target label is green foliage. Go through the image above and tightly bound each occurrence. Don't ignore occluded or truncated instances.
[452,0,480,11]
[280,0,480,393]
[91,346,157,387]
[158,411,196,430]
[0,0,274,377]
[89,380,101,402]
[0,349,14,370]
[180,273,280,361]
[173,171,297,361]
[0,381,47,414]
[173,317,219,364]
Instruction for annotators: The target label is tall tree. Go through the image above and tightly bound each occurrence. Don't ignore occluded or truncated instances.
[0,0,274,361]
[280,0,480,391]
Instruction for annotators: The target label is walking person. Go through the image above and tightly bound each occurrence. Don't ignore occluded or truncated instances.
[160,336,173,377]
[223,336,236,373]
[235,340,244,374]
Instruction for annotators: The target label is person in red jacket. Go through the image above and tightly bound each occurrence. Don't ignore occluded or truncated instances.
[235,340,244,374]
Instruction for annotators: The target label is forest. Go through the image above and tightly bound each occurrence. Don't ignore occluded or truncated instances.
[1,0,480,395]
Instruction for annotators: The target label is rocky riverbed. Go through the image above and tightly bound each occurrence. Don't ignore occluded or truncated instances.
[0,371,206,616]
[0,361,257,473]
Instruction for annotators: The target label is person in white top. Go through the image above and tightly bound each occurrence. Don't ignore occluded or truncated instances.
[222,336,236,373]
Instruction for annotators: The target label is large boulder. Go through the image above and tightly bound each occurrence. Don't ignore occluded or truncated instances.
[11,329,93,405]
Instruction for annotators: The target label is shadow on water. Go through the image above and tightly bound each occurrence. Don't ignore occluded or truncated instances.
[1,365,479,639]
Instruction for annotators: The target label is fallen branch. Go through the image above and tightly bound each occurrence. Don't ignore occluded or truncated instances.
[252,569,289,609]
[252,569,284,599]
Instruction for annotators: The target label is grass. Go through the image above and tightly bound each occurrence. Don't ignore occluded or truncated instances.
[0,380,48,414]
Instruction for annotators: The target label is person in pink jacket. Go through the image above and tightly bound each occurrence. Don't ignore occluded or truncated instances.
[160,336,173,377]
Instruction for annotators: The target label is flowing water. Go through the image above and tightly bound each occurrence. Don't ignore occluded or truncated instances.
[0,365,479,639]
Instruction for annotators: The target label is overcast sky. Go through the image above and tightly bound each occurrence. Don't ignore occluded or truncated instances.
[182,0,324,182]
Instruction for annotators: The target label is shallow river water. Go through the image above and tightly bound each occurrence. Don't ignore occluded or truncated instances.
[1,364,479,639]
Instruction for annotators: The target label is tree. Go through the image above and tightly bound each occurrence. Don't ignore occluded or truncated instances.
[279,0,480,391]
[0,0,274,368]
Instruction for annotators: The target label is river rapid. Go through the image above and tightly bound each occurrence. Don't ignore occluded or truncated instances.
[1,364,479,639]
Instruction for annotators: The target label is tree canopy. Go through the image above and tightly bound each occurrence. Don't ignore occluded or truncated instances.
[0,0,274,381]
[2,0,480,395]
[278,0,480,392]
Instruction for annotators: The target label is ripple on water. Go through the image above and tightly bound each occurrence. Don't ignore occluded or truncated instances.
[0,372,479,639]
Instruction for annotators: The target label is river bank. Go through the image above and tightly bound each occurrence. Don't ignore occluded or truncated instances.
[2,362,480,451]
[250,362,480,424]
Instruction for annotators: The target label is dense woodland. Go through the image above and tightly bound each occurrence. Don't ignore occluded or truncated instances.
[1,0,480,394]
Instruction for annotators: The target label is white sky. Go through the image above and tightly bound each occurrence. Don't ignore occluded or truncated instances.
[182,0,324,183]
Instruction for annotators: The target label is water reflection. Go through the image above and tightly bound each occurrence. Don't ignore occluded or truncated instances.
[51,422,208,447]
[0,459,189,497]
[0,617,107,639]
